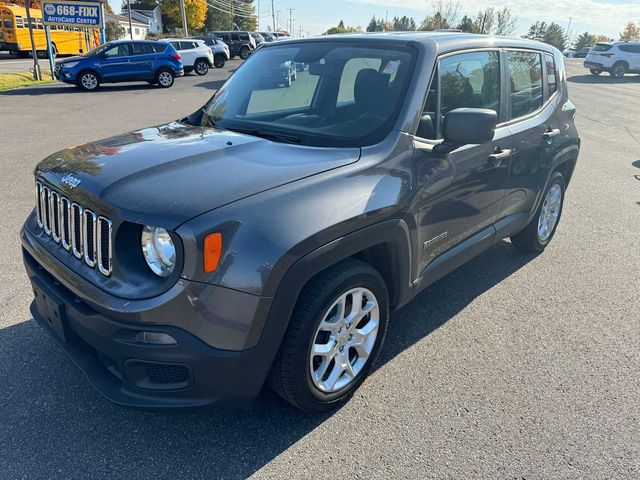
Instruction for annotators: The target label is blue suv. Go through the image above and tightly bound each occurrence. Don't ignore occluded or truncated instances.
[55,40,184,91]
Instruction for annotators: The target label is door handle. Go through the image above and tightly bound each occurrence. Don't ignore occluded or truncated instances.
[543,128,561,139]
[488,148,511,166]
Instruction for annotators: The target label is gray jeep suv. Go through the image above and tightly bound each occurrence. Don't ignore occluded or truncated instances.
[22,33,579,412]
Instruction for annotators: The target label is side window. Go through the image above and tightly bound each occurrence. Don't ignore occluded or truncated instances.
[4,18,13,29]
[152,43,166,53]
[507,51,543,119]
[337,58,382,103]
[231,33,239,41]
[419,51,500,140]
[132,43,153,55]
[104,43,131,57]
[545,53,557,96]
[15,16,23,28]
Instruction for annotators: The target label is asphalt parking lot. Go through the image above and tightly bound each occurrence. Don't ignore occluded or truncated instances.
[0,58,639,479]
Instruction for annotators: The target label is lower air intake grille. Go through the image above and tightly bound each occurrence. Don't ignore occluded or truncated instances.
[145,364,190,384]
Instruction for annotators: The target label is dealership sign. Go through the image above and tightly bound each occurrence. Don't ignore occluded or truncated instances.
[42,1,102,28]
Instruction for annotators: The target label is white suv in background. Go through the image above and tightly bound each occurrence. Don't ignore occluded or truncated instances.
[584,41,640,78]
[159,39,214,75]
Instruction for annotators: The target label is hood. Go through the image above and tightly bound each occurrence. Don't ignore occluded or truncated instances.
[58,55,84,64]
[36,122,360,228]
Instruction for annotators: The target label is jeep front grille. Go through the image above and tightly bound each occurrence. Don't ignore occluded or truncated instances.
[35,181,113,276]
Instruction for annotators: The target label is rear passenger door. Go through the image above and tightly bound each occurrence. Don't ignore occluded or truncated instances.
[413,50,511,274]
[129,42,156,79]
[500,50,562,219]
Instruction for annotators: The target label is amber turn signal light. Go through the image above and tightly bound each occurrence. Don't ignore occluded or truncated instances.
[204,233,222,273]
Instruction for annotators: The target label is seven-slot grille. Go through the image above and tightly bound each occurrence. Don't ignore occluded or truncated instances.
[35,181,113,276]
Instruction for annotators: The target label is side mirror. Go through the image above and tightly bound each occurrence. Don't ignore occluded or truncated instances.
[434,108,497,154]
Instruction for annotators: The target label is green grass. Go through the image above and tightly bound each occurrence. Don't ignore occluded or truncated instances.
[0,71,56,91]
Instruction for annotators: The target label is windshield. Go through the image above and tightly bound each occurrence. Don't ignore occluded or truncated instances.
[202,41,416,147]
[83,43,111,57]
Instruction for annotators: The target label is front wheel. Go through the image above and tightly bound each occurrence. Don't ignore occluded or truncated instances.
[590,69,602,75]
[77,71,100,91]
[239,46,250,60]
[268,259,389,412]
[213,54,225,68]
[155,69,174,88]
[194,59,209,76]
[511,171,565,252]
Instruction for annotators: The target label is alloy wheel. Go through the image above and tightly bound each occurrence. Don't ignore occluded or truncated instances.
[158,71,173,87]
[309,287,380,393]
[537,183,562,242]
[81,73,97,90]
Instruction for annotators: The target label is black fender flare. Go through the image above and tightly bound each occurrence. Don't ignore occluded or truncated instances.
[246,219,413,388]
[528,142,579,224]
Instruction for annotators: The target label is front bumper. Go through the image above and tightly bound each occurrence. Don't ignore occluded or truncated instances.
[22,226,275,411]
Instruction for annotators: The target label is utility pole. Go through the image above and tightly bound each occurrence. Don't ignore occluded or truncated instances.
[271,0,276,31]
[179,0,188,35]
[287,8,293,35]
[298,25,302,37]
[127,0,134,39]
[24,0,41,80]
[230,0,234,30]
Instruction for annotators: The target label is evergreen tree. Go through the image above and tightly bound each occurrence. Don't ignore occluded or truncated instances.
[543,22,567,50]
[573,32,596,50]
[457,15,478,33]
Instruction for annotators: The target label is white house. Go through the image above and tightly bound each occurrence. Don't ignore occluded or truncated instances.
[121,6,163,35]
[105,13,149,40]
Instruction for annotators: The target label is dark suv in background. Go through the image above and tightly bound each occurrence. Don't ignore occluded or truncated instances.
[212,30,254,59]
[23,33,579,412]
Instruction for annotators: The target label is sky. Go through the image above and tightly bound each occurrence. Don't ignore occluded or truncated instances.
[108,0,640,42]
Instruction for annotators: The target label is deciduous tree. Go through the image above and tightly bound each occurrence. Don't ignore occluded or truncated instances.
[161,0,207,32]
[620,22,640,41]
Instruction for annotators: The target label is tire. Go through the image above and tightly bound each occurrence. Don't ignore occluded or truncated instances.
[194,59,209,75]
[36,50,46,59]
[268,258,389,412]
[590,69,602,75]
[155,68,174,88]
[239,46,250,60]
[213,54,225,68]
[610,62,627,78]
[511,171,566,253]
[76,71,100,91]
[17,51,29,58]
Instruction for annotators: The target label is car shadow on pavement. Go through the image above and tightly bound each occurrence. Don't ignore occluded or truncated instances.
[193,79,226,91]
[567,74,640,84]
[0,240,535,479]
[0,83,170,96]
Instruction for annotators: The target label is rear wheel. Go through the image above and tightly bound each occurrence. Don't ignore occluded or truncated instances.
[511,171,565,252]
[213,54,225,68]
[77,71,100,91]
[155,69,174,88]
[268,259,389,412]
[194,59,209,75]
[610,62,627,78]
[239,46,250,60]
[590,68,602,75]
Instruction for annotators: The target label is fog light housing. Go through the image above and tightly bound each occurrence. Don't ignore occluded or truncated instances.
[135,331,177,345]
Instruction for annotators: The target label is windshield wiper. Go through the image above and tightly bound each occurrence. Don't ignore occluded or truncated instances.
[227,127,301,144]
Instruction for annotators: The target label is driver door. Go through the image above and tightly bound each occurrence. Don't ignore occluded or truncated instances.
[100,43,133,82]
[413,50,511,275]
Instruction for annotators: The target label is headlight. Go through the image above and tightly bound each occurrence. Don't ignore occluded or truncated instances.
[141,226,176,277]
[62,62,79,68]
